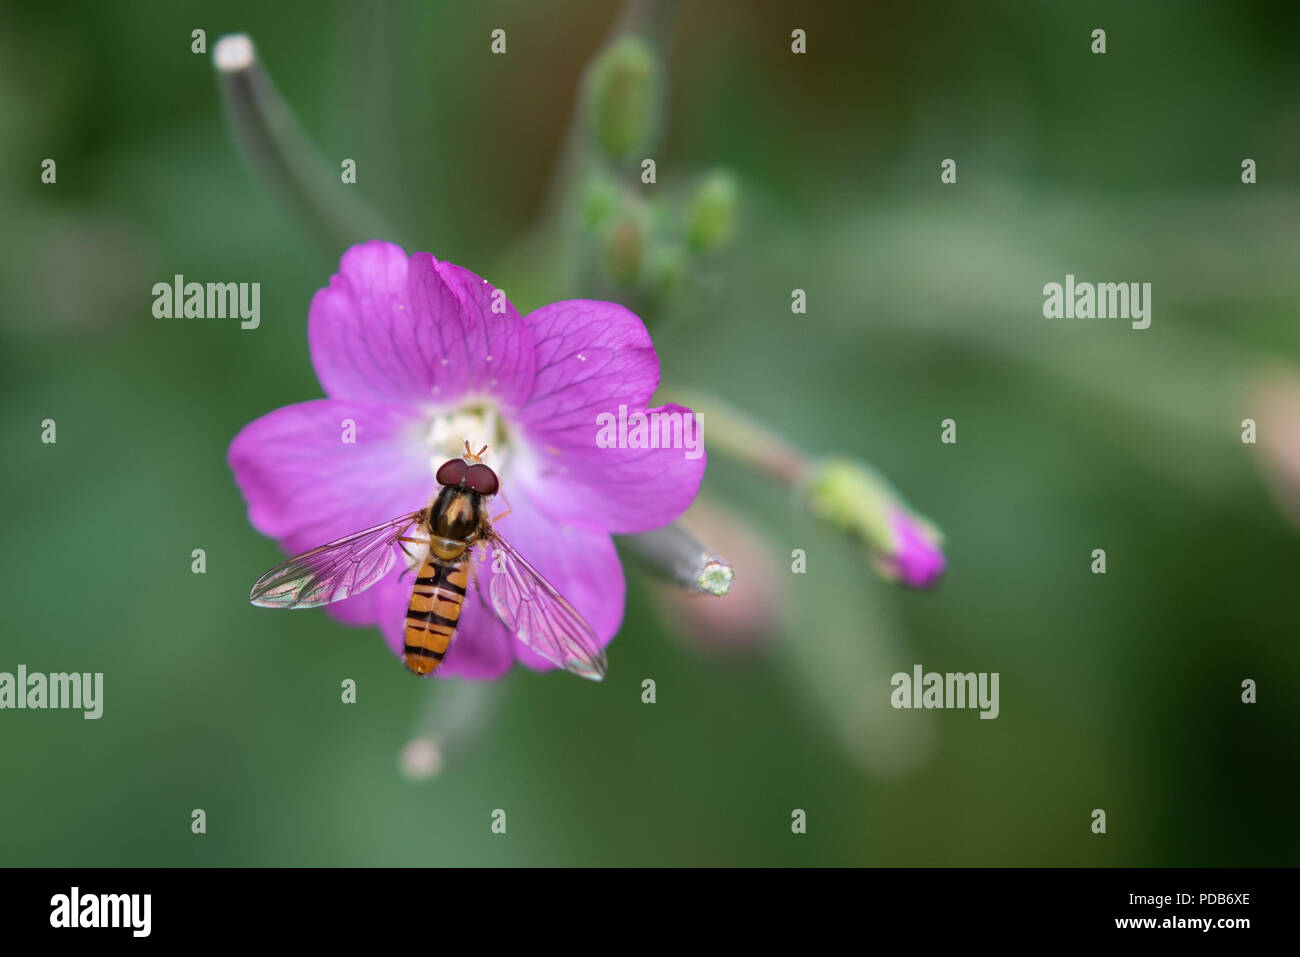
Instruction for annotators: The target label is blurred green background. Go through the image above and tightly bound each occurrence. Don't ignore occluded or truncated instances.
[2,0,1298,866]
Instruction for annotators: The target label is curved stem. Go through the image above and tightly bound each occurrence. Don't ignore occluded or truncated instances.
[213,33,399,260]
[665,388,810,486]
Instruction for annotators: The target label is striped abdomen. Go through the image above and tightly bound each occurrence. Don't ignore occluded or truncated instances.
[403,556,469,676]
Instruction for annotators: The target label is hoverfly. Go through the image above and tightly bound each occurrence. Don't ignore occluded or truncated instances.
[247,442,607,681]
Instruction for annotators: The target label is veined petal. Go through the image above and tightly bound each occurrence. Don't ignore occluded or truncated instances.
[516,405,707,534]
[480,485,626,674]
[308,241,535,409]
[406,253,535,410]
[514,300,706,532]
[228,398,434,625]
[518,299,658,426]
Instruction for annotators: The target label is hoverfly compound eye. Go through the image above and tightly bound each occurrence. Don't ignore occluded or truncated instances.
[465,463,499,496]
[436,458,469,487]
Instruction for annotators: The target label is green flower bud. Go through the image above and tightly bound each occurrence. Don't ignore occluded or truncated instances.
[800,457,947,589]
[581,174,620,232]
[587,36,659,161]
[686,170,738,252]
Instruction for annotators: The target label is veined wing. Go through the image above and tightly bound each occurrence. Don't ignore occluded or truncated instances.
[483,528,608,681]
[249,512,423,609]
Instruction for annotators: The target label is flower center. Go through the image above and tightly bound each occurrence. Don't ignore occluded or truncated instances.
[424,401,512,480]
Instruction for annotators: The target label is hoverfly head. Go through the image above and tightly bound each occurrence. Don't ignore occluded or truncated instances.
[436,443,498,496]
[435,457,469,488]
[463,462,499,496]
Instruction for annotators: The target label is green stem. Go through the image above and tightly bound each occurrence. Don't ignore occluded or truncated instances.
[666,388,810,486]
[213,33,399,260]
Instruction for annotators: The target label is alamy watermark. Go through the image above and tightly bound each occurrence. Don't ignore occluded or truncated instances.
[0,665,103,719]
[1042,274,1150,330]
[595,405,704,460]
[152,274,260,329]
[891,664,999,719]
[50,887,150,937]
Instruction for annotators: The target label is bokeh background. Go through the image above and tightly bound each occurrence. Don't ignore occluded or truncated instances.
[2,0,1298,866]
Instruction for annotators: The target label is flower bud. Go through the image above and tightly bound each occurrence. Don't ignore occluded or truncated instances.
[586,36,660,161]
[800,457,946,588]
[686,170,738,252]
[581,174,620,232]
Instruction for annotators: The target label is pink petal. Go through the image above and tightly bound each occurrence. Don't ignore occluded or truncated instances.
[514,300,706,532]
[228,398,434,627]
[308,241,535,410]
[481,484,626,673]
[888,507,947,589]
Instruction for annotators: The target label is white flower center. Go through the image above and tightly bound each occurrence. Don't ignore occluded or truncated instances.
[423,401,512,480]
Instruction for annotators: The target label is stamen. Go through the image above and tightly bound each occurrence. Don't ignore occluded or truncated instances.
[425,403,511,480]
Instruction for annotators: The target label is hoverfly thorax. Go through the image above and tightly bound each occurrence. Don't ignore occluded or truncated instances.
[430,483,484,541]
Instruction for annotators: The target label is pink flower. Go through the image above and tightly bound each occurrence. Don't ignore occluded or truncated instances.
[229,240,705,679]
[800,457,947,591]
[883,507,946,589]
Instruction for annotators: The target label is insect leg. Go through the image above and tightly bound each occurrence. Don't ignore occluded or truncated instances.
[397,535,425,581]
[466,547,495,612]
[491,487,513,524]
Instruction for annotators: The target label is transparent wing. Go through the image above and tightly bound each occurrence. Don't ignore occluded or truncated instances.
[249,512,423,609]
[484,528,609,681]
